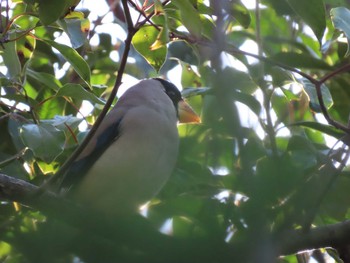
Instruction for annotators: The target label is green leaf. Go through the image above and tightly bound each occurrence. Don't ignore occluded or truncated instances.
[38,0,72,25]
[233,90,262,116]
[41,115,83,131]
[40,39,91,88]
[288,150,317,170]
[36,88,66,119]
[229,1,251,28]
[132,25,167,72]
[150,27,169,51]
[263,0,294,16]
[0,29,35,76]
[180,62,202,88]
[215,67,257,94]
[37,0,82,25]
[254,155,301,203]
[266,66,295,88]
[172,216,195,238]
[20,123,65,163]
[279,87,300,100]
[26,69,62,91]
[56,84,105,105]
[0,39,21,79]
[168,41,199,65]
[181,87,210,98]
[16,34,36,67]
[331,7,350,56]
[150,1,169,51]
[58,11,90,49]
[0,242,11,259]
[300,78,333,112]
[287,135,317,153]
[271,52,331,70]
[285,0,326,43]
[199,15,216,40]
[288,121,345,139]
[172,0,202,39]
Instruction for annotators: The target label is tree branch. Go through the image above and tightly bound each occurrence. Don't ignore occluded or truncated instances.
[279,220,350,255]
[3,172,350,260]
[0,173,231,262]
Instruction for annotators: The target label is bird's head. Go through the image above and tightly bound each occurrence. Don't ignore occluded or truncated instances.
[154,78,201,124]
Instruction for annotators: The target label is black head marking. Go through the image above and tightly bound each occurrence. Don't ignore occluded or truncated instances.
[154,78,182,111]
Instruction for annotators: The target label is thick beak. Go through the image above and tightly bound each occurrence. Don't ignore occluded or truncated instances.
[178,100,201,123]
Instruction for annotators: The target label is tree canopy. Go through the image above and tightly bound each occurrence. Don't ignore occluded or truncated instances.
[1,0,350,262]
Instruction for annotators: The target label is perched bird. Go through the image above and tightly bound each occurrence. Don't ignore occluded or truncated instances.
[60,78,200,216]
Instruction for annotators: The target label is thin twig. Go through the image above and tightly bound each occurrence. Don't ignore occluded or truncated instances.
[0,148,27,168]
[301,145,350,231]
[314,81,350,133]
[134,0,171,28]
[254,0,278,156]
[320,63,350,83]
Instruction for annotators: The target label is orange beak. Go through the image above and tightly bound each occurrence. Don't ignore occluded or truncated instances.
[178,100,201,124]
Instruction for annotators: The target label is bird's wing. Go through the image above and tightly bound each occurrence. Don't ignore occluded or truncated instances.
[60,109,124,190]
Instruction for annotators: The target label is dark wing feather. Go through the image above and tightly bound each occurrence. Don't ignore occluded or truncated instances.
[60,117,123,190]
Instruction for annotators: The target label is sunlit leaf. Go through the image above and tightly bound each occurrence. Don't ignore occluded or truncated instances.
[279,87,300,101]
[331,7,350,56]
[58,11,90,49]
[300,78,333,112]
[27,69,62,91]
[56,83,105,105]
[40,39,91,88]
[20,123,65,163]
[0,242,11,259]
[38,0,72,25]
[16,35,36,67]
[286,0,326,43]
[150,0,169,50]
[180,62,202,88]
[0,39,21,79]
[41,115,82,131]
[172,0,202,39]
[132,25,167,72]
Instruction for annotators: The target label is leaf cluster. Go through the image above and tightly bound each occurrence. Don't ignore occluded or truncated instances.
[1,0,350,262]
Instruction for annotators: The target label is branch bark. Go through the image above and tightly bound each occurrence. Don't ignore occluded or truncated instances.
[0,173,232,262]
[1,173,350,261]
[279,220,350,255]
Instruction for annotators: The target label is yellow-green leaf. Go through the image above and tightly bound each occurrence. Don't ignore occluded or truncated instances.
[40,39,91,88]
[132,25,167,72]
[172,0,202,39]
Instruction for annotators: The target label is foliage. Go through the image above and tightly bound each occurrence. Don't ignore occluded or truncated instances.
[1,0,350,262]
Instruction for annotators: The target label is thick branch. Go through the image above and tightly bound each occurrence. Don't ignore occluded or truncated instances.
[0,172,41,203]
[2,173,350,260]
[279,220,350,255]
[0,173,232,262]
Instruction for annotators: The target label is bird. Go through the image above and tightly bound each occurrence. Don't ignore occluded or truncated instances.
[60,78,200,216]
